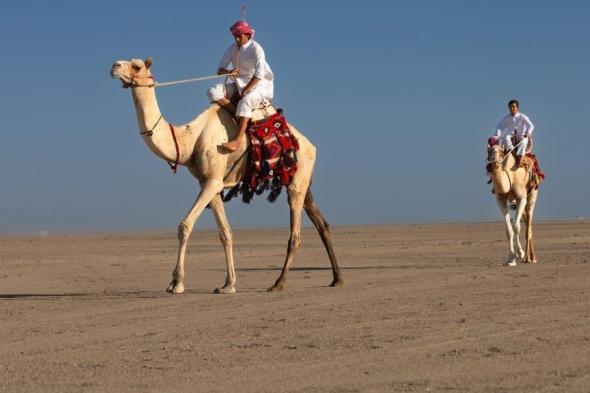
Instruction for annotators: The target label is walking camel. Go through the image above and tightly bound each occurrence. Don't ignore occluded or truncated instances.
[487,143,539,265]
[110,58,343,293]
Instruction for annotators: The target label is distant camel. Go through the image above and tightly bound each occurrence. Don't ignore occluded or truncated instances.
[110,58,343,293]
[487,143,538,265]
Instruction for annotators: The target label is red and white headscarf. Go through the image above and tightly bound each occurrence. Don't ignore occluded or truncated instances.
[230,21,255,36]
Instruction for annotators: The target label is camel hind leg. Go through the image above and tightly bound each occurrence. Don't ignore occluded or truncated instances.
[267,184,306,292]
[267,185,343,292]
[523,189,538,263]
[303,188,343,287]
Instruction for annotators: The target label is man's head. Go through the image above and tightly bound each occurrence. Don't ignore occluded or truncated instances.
[508,99,520,116]
[230,21,254,46]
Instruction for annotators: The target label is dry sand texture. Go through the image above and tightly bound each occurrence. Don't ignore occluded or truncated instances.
[1,220,590,392]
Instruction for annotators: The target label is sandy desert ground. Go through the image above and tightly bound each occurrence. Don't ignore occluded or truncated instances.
[1,220,589,392]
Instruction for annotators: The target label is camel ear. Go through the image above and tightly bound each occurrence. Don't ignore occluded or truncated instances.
[145,57,153,69]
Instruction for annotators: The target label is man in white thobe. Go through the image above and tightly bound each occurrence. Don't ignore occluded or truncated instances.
[492,99,535,166]
[207,20,274,152]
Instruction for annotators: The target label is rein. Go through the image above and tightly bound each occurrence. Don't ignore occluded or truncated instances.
[126,72,237,89]
[504,169,512,193]
[155,73,237,87]
[501,139,526,164]
[167,124,180,174]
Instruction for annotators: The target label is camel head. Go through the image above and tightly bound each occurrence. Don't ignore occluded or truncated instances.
[110,58,154,88]
[486,144,504,171]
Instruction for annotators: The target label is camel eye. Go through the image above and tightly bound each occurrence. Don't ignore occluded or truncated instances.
[132,64,141,71]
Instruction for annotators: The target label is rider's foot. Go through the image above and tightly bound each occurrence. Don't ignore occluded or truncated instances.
[222,140,241,152]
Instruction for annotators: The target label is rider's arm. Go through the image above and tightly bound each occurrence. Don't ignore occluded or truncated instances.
[522,114,534,136]
[217,45,235,75]
[241,76,261,96]
[495,115,508,137]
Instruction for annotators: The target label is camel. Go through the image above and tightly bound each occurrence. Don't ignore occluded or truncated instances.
[486,143,539,266]
[110,58,343,293]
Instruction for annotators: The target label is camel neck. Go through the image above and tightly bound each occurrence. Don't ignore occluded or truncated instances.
[490,166,510,195]
[132,87,162,130]
[491,154,518,195]
[131,87,186,165]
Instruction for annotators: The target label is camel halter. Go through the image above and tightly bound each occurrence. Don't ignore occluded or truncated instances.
[138,114,180,173]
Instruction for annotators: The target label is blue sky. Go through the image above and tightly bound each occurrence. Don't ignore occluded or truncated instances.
[0,0,588,234]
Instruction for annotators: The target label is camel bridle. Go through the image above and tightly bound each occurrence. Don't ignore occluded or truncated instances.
[121,68,155,88]
[487,146,503,169]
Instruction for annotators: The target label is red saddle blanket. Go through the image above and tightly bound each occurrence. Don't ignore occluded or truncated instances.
[222,111,299,203]
[523,153,545,190]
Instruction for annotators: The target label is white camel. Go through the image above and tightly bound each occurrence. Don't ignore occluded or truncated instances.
[110,58,343,293]
[487,143,539,266]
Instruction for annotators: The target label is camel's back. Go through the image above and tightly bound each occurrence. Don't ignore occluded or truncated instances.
[502,154,531,191]
[186,105,316,186]
[194,104,315,155]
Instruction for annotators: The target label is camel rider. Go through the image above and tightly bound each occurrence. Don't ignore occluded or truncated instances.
[207,20,275,152]
[490,99,535,167]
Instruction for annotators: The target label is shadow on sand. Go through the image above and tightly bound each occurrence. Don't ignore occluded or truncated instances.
[0,290,213,300]
[202,265,442,272]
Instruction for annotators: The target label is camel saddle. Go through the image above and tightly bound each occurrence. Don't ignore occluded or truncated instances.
[222,106,300,204]
[521,153,545,191]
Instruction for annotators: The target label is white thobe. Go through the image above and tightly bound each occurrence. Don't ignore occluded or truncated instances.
[495,112,535,155]
[207,39,274,118]
[217,39,274,95]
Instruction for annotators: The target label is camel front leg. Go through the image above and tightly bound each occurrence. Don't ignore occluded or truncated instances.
[496,197,516,266]
[513,198,527,262]
[208,194,237,294]
[268,188,306,292]
[166,179,224,294]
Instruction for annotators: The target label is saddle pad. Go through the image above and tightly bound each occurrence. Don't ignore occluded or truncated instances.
[222,111,299,203]
[523,153,545,190]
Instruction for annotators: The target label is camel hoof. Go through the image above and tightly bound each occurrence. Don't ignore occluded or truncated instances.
[213,286,236,294]
[504,260,517,267]
[330,278,344,287]
[267,282,285,292]
[166,280,185,294]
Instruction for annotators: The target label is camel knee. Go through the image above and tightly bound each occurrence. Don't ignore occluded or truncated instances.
[289,234,301,251]
[178,221,192,241]
[323,219,331,236]
[218,228,233,248]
